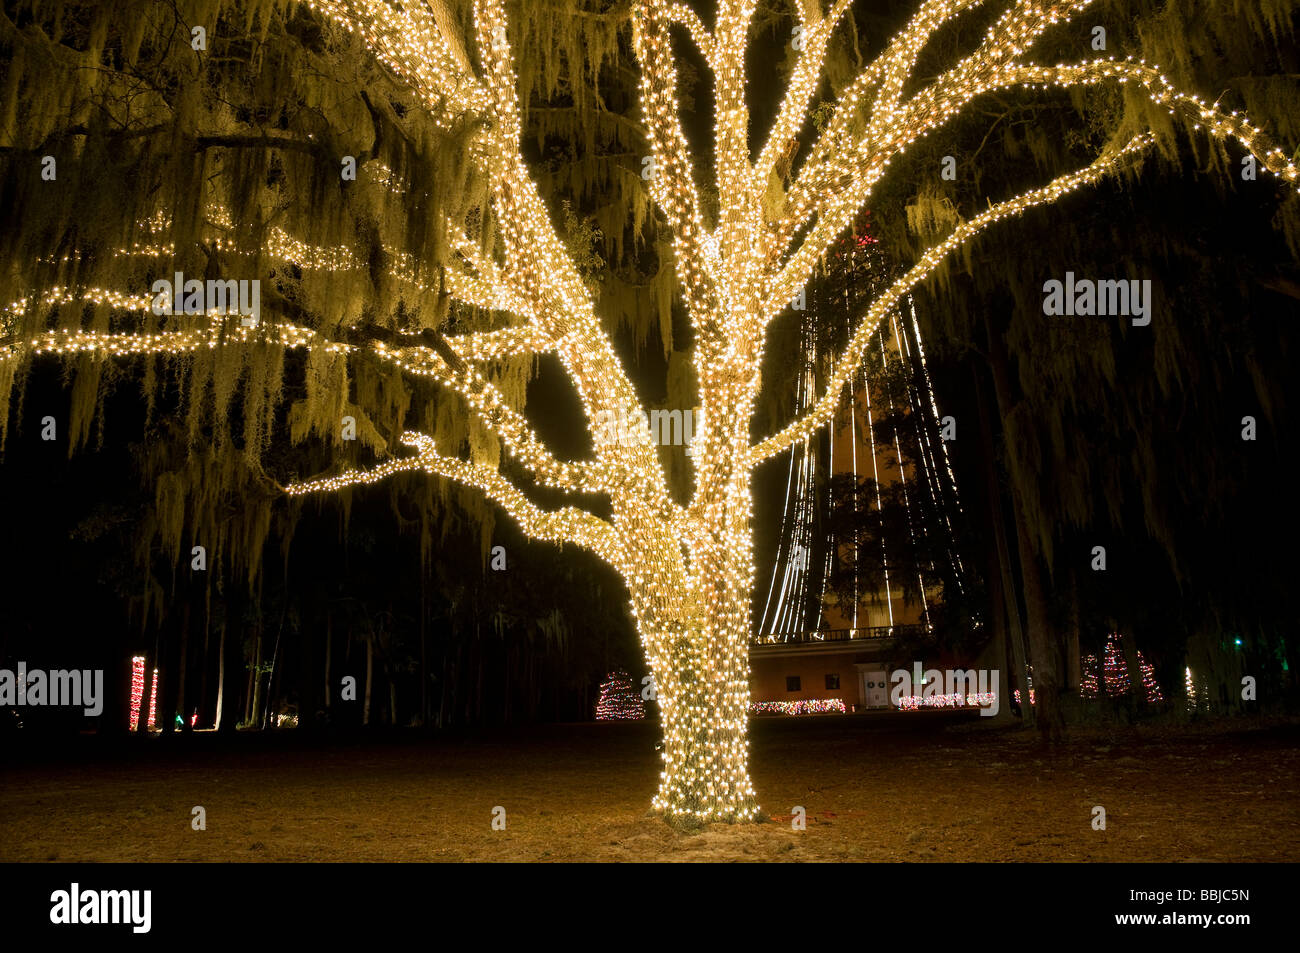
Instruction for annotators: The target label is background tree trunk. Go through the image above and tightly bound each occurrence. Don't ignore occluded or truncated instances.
[323,612,332,711]
[215,619,226,731]
[218,588,244,734]
[1014,514,1065,741]
[159,618,178,734]
[1120,628,1148,714]
[198,590,211,729]
[1066,568,1082,693]
[982,532,1017,725]
[176,599,190,732]
[363,634,373,726]
[419,582,427,725]
[988,324,1064,741]
[246,625,262,728]
[974,362,1032,723]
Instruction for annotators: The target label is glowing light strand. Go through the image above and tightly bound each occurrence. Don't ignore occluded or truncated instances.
[11,0,1296,826]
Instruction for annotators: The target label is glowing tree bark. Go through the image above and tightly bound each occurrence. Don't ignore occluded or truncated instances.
[5,0,1299,821]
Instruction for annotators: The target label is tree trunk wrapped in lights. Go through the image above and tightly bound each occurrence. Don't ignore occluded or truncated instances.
[2,0,1297,820]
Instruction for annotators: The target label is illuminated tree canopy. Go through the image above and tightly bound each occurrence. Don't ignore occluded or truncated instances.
[2,0,1297,820]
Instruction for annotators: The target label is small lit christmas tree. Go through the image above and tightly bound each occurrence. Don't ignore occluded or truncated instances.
[595,671,645,721]
[1081,632,1163,703]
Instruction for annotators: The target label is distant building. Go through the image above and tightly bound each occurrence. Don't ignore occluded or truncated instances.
[751,245,970,714]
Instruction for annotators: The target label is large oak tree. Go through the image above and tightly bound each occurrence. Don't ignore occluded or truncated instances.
[2,0,1296,819]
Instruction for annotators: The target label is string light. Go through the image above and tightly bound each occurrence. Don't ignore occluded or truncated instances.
[896,692,996,710]
[128,656,146,731]
[751,698,847,715]
[147,668,159,731]
[8,0,1294,822]
[751,133,1159,465]
[758,240,965,638]
[1183,666,1212,713]
[595,671,646,720]
[1080,661,1099,699]
[1080,631,1163,702]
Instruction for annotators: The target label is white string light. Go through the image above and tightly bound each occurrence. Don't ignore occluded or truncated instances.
[8,0,1296,822]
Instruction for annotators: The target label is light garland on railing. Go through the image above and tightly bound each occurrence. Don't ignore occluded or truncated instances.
[751,698,847,716]
[896,691,996,711]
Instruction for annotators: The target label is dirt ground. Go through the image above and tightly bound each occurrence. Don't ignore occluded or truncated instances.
[2,714,1297,862]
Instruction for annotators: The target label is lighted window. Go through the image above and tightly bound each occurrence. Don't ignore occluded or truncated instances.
[786,676,801,692]
[825,674,840,690]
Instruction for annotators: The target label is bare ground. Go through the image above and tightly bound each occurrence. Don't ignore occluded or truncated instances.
[2,714,1296,862]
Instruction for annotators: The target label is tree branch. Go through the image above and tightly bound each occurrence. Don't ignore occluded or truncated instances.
[752,0,852,187]
[767,0,1063,307]
[750,133,1155,465]
[666,2,713,61]
[631,0,722,327]
[308,0,490,120]
[285,431,625,568]
[2,287,602,496]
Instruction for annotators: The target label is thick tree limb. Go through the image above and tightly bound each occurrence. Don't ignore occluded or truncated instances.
[632,0,722,328]
[752,0,853,187]
[284,430,626,568]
